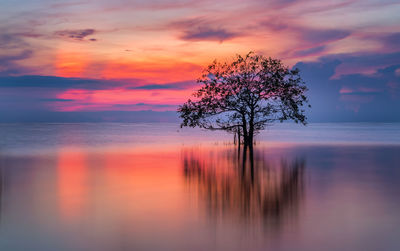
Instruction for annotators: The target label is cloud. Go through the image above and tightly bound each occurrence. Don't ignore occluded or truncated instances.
[39,98,75,102]
[261,18,351,44]
[258,17,351,59]
[113,103,177,109]
[180,27,238,42]
[301,29,350,44]
[294,55,400,121]
[0,49,33,75]
[167,18,240,42]
[132,80,196,90]
[0,31,35,75]
[0,49,33,62]
[130,84,184,90]
[294,45,326,57]
[0,75,108,89]
[54,29,97,41]
[322,51,400,77]
[0,75,195,114]
[92,0,202,12]
[0,33,28,49]
[0,110,179,123]
[0,75,143,89]
[376,32,400,51]
[354,32,400,53]
[0,75,197,92]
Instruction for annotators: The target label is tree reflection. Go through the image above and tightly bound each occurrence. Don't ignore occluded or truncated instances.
[182,146,305,230]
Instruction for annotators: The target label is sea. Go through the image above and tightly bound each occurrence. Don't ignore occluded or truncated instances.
[0,123,399,251]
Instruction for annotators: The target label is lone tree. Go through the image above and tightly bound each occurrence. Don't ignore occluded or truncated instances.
[178,52,309,146]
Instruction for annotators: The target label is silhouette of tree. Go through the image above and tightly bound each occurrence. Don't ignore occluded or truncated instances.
[178,52,310,146]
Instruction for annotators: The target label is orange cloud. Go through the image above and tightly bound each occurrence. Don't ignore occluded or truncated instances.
[101,60,202,83]
[55,51,89,77]
[55,88,194,111]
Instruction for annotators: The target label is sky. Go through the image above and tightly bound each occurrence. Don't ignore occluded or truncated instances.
[0,0,399,122]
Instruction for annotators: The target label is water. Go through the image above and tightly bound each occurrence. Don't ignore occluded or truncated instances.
[0,123,399,250]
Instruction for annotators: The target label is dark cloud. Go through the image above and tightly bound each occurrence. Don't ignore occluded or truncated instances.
[377,32,400,51]
[269,0,303,9]
[294,55,400,122]
[0,110,179,123]
[294,45,326,57]
[0,75,123,89]
[168,18,240,42]
[0,31,40,75]
[113,103,176,108]
[0,49,33,62]
[128,80,196,90]
[180,26,238,42]
[294,58,342,80]
[130,84,184,90]
[301,29,350,44]
[321,51,400,77]
[383,32,400,45]
[39,98,75,102]
[259,18,351,53]
[0,33,28,49]
[0,50,33,75]
[0,75,195,90]
[54,29,97,41]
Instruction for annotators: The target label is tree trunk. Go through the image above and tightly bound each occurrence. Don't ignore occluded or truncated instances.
[237,127,241,151]
[243,134,249,146]
[242,127,253,147]
[241,113,248,142]
[248,109,254,147]
[248,133,253,147]
[237,127,241,144]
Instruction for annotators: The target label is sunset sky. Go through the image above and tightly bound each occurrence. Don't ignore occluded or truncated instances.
[1,0,399,122]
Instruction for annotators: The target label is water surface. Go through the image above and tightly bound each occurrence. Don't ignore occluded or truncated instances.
[0,123,399,250]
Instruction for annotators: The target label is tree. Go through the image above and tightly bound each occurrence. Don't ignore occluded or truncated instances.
[178,52,310,146]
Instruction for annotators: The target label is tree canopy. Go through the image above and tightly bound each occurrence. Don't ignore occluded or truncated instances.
[178,52,310,146]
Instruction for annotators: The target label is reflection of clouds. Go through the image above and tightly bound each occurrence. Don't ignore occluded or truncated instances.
[182,146,305,229]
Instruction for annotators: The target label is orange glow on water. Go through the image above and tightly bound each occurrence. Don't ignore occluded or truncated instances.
[57,150,88,219]
[3,138,399,250]
[53,144,304,225]
[55,146,186,223]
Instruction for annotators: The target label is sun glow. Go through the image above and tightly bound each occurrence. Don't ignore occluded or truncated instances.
[55,50,90,78]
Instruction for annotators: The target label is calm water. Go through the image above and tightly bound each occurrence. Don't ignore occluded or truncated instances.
[0,123,399,251]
